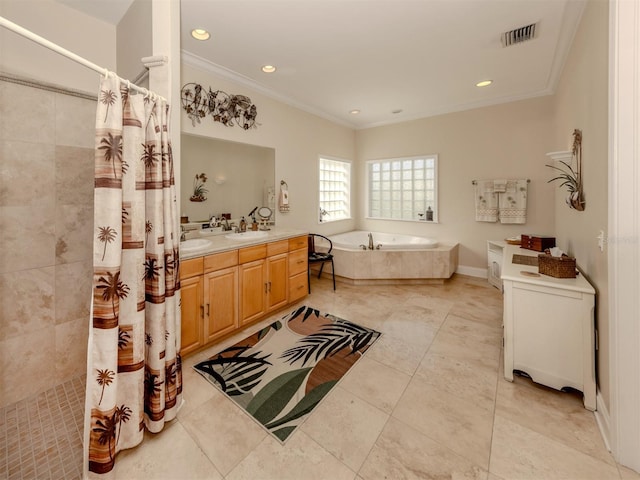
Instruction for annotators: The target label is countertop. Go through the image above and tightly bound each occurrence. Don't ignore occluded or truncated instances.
[501,245,595,294]
[180,227,308,260]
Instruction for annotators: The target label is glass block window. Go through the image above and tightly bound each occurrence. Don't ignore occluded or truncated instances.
[319,156,351,223]
[367,155,438,222]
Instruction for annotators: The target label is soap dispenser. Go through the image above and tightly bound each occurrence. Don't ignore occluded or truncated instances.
[426,206,433,222]
[240,216,247,232]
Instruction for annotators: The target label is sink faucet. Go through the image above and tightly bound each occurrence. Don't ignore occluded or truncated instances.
[180,226,187,242]
[368,232,374,250]
[222,218,230,231]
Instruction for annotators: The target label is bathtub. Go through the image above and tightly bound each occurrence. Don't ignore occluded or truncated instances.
[330,230,438,250]
[317,231,458,285]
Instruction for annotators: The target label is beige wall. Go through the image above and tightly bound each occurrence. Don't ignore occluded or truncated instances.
[356,97,557,271]
[0,0,116,94]
[552,0,610,409]
[116,0,152,82]
[180,62,357,235]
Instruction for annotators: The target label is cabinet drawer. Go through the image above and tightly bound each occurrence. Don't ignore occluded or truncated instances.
[180,257,203,280]
[289,272,308,302]
[204,250,238,272]
[239,244,267,264]
[288,235,308,251]
[267,240,289,256]
[289,248,308,276]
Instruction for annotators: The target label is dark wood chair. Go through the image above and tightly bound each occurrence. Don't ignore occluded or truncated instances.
[308,234,336,293]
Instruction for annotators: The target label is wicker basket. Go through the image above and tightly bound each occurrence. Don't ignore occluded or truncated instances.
[538,253,577,278]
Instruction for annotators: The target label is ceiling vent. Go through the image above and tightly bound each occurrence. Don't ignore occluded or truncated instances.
[502,23,537,47]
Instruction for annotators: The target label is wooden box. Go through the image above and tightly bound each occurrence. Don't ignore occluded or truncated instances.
[521,234,556,252]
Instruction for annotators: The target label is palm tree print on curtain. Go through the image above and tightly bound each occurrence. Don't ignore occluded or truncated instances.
[86,73,181,476]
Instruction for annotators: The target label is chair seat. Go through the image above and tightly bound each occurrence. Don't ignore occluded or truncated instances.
[309,252,333,262]
[308,233,336,292]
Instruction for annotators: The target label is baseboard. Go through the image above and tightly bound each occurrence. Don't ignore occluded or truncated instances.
[595,389,612,452]
[456,265,488,278]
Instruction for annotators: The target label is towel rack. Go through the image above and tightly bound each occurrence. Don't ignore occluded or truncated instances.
[471,179,530,185]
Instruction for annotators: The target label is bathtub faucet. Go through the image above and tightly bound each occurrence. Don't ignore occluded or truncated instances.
[368,232,374,250]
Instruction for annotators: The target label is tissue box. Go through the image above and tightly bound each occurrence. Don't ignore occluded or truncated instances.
[538,253,577,278]
[521,234,556,252]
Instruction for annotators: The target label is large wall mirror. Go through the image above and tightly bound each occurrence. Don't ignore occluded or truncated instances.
[181,134,276,223]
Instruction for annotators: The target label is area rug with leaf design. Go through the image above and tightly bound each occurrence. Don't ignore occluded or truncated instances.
[193,306,381,442]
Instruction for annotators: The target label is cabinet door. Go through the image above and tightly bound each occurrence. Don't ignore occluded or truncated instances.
[204,266,238,343]
[239,259,266,325]
[267,253,288,312]
[180,275,203,356]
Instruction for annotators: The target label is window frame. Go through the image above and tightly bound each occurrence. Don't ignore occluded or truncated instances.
[365,154,439,223]
[318,155,352,224]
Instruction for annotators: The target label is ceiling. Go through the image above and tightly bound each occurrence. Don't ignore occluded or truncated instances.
[56,0,586,129]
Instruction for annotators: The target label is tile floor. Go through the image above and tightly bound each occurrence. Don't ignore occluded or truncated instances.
[3,275,640,479]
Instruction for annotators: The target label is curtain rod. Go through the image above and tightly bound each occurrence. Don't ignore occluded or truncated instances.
[0,15,160,99]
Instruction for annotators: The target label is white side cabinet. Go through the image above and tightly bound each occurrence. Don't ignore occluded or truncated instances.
[487,240,506,290]
[501,245,596,411]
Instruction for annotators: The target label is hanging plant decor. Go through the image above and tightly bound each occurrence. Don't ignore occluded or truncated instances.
[190,173,208,202]
[181,83,259,130]
[546,129,585,211]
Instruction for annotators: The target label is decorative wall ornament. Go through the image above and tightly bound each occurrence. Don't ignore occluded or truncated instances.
[190,172,208,202]
[181,83,259,130]
[546,129,584,211]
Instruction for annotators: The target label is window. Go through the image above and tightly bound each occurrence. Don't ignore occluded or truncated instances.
[319,156,351,223]
[367,155,438,222]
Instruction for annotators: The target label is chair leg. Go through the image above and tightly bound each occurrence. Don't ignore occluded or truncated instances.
[331,259,335,290]
[318,262,325,279]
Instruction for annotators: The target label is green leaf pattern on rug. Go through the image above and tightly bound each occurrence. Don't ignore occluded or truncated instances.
[246,367,313,424]
[193,306,381,443]
[264,380,337,430]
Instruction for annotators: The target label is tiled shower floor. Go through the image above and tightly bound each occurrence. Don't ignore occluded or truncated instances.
[0,375,85,480]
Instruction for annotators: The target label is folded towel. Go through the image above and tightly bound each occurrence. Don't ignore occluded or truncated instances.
[475,180,498,222]
[280,188,289,206]
[499,179,528,224]
[493,179,507,193]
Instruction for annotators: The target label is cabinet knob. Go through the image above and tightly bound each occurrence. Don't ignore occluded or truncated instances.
[206,303,210,316]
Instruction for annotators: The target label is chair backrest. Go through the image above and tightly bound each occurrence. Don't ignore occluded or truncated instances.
[308,233,333,254]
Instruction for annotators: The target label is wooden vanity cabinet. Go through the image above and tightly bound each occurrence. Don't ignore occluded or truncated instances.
[238,241,289,326]
[180,234,308,356]
[288,236,308,301]
[179,257,204,356]
[203,250,239,343]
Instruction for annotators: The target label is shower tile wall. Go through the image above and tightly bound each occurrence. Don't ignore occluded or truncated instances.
[0,80,95,408]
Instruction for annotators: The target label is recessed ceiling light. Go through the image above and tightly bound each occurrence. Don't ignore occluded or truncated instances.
[349,109,360,115]
[191,29,210,41]
[476,80,493,87]
[261,65,277,73]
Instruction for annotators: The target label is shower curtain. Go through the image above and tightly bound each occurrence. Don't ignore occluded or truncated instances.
[85,73,182,475]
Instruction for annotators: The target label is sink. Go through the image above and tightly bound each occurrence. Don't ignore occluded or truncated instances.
[198,227,225,237]
[224,231,269,241]
[180,238,212,252]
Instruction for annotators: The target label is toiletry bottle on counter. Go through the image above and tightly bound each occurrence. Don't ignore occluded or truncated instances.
[251,218,258,231]
[426,206,433,221]
[240,216,247,232]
